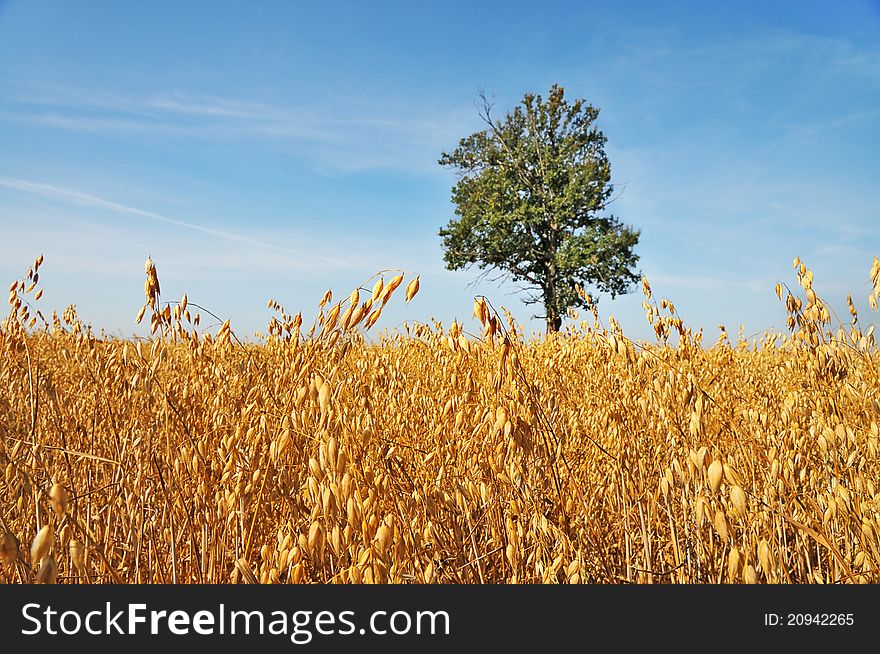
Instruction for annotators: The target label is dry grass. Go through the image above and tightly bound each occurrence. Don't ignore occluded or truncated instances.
[1,254,879,584]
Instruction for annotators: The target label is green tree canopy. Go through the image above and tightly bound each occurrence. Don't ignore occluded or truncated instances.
[439,84,641,333]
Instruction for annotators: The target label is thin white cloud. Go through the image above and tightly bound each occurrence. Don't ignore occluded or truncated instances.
[14,87,292,122]
[0,176,355,267]
[6,87,473,174]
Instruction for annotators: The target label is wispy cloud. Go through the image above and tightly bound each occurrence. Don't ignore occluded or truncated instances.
[4,87,472,174]
[605,28,880,98]
[0,176,356,267]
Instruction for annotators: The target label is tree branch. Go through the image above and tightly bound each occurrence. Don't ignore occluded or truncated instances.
[478,90,538,197]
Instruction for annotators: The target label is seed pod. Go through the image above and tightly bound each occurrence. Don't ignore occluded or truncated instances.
[365,308,382,329]
[307,522,325,559]
[36,555,58,584]
[713,510,729,543]
[757,539,773,575]
[473,298,486,324]
[347,497,359,529]
[376,524,392,555]
[727,547,741,582]
[327,437,338,471]
[322,486,336,519]
[50,483,69,517]
[385,274,404,301]
[371,278,384,302]
[31,524,53,564]
[729,485,748,518]
[276,429,291,458]
[330,525,343,559]
[405,276,420,303]
[69,538,84,569]
[506,543,518,567]
[707,459,723,492]
[723,463,742,487]
[318,382,331,416]
[1,531,19,567]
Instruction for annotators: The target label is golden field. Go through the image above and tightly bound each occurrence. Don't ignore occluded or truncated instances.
[1,255,880,584]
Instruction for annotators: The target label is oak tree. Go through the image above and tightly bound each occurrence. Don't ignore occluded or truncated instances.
[439,84,640,333]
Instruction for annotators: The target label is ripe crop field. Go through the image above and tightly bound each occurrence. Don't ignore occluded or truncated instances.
[2,255,880,584]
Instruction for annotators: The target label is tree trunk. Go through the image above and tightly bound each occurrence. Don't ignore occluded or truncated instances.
[546,312,561,334]
[545,219,561,334]
[545,262,561,334]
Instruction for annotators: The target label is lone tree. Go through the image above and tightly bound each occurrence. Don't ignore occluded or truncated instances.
[439,84,641,333]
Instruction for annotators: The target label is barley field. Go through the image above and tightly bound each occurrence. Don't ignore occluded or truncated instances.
[1,255,879,584]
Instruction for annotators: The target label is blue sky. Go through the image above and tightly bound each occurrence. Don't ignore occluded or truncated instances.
[1,1,879,342]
